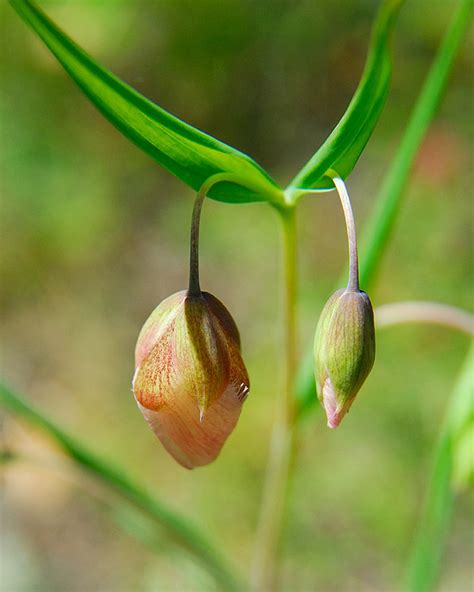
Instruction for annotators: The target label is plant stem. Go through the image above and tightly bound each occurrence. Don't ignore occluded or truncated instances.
[188,188,205,296]
[251,206,298,592]
[282,207,298,428]
[188,172,275,296]
[376,301,474,336]
[332,176,359,291]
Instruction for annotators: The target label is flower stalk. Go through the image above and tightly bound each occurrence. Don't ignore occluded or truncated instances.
[332,174,359,291]
[188,185,206,296]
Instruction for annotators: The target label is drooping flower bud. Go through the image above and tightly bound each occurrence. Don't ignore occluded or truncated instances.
[132,290,250,469]
[313,288,375,428]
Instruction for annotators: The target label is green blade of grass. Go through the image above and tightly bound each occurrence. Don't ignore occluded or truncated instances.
[287,0,403,197]
[406,342,473,592]
[9,0,283,206]
[0,382,244,592]
[295,0,473,419]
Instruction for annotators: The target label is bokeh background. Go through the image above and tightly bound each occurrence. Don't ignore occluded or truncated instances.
[1,1,472,590]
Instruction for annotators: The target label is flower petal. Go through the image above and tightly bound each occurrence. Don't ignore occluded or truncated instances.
[136,381,244,469]
[135,291,186,368]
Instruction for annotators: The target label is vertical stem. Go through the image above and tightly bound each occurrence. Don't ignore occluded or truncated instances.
[251,206,298,592]
[282,208,298,428]
[332,176,359,291]
[188,188,205,296]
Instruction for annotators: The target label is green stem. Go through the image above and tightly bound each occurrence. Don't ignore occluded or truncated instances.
[251,206,298,592]
[0,382,243,592]
[189,172,279,296]
[188,189,205,296]
[282,207,298,428]
[332,175,360,291]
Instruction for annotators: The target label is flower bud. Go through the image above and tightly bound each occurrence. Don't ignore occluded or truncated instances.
[132,290,250,469]
[313,288,375,428]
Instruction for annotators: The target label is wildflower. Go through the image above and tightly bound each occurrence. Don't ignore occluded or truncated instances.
[133,290,249,468]
[314,287,375,428]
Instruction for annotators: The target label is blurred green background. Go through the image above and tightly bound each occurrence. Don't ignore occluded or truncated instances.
[1,1,472,590]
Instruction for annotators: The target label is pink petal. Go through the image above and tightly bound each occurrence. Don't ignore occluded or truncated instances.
[321,377,352,429]
[136,381,245,469]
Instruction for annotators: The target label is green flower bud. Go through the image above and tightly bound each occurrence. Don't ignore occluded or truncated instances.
[313,288,375,428]
[132,290,250,469]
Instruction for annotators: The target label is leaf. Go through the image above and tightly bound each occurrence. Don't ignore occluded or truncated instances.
[287,0,403,198]
[9,0,283,206]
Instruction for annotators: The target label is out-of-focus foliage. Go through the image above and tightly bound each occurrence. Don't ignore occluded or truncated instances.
[1,1,472,591]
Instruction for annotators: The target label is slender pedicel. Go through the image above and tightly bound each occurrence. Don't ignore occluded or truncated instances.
[188,186,206,296]
[332,175,359,291]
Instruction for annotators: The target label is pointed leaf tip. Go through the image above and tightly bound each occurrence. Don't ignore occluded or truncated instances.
[288,0,404,199]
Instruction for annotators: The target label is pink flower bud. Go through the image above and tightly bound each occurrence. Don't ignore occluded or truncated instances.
[132,290,250,469]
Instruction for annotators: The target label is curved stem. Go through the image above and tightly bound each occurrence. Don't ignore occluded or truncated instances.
[188,172,257,297]
[376,301,474,336]
[332,175,359,291]
[251,206,298,591]
[188,188,205,296]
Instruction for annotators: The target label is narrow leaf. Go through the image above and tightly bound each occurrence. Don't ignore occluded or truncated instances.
[9,0,283,206]
[288,0,403,197]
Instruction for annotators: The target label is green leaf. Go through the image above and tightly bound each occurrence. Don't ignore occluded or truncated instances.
[9,0,283,206]
[287,0,403,199]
